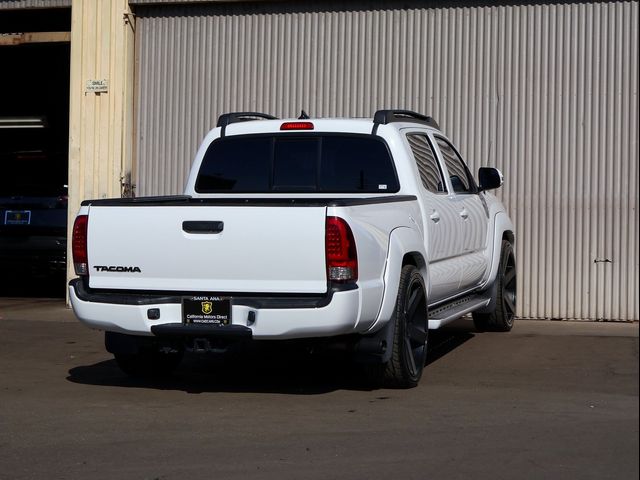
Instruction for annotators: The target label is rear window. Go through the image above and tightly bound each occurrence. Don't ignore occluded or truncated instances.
[195,134,399,193]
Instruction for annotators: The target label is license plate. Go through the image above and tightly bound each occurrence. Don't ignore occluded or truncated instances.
[182,296,232,325]
[4,210,31,225]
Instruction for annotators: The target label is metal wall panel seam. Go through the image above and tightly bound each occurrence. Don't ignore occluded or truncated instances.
[560,3,570,318]
[627,0,637,321]
[611,2,623,319]
[592,2,604,318]
[630,1,639,320]
[573,2,586,319]
[603,3,614,319]
[617,1,628,318]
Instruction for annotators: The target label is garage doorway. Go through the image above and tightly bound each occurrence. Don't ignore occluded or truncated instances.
[0,8,71,298]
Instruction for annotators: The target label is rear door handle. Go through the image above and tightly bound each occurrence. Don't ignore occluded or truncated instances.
[182,221,224,234]
[430,211,441,223]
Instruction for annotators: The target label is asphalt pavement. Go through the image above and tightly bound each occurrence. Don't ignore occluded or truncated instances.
[0,297,638,480]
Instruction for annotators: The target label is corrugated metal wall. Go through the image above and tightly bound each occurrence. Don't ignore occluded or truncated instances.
[134,1,639,321]
[0,0,70,9]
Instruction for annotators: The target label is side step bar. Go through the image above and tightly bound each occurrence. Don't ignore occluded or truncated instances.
[428,294,491,329]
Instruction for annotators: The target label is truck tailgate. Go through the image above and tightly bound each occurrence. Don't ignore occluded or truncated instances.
[87,205,328,293]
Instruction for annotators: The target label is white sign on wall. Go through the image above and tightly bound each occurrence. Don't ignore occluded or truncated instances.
[85,79,109,93]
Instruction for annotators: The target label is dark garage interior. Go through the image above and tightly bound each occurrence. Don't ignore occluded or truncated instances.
[0,8,71,298]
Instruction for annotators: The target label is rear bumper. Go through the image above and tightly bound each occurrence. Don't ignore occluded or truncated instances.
[68,279,363,340]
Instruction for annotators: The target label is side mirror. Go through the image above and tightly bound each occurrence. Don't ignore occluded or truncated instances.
[478,167,503,191]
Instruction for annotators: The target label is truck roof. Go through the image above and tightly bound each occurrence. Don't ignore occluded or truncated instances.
[215,110,441,137]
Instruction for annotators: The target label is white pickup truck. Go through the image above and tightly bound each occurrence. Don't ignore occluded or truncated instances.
[69,110,515,388]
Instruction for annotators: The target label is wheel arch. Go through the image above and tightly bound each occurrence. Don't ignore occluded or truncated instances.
[503,230,515,250]
[483,212,515,290]
[357,235,428,366]
[475,215,515,314]
[402,251,427,275]
[368,227,428,334]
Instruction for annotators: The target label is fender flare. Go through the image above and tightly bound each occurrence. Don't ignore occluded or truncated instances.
[475,211,515,314]
[375,226,428,327]
[356,226,427,363]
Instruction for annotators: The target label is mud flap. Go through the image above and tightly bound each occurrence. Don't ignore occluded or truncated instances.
[353,319,395,364]
[473,278,499,314]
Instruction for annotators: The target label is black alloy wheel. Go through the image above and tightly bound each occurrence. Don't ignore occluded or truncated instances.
[401,271,429,381]
[364,264,428,388]
[473,240,516,332]
[501,243,517,326]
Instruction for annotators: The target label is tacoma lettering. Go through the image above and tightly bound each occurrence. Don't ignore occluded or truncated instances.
[93,266,142,273]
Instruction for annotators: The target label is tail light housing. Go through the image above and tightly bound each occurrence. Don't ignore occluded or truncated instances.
[72,215,89,276]
[325,217,358,282]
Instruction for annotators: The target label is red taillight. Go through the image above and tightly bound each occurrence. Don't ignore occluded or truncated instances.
[72,215,88,276]
[325,217,358,282]
[280,121,314,130]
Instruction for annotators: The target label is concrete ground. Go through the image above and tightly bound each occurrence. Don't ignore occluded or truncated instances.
[0,297,638,480]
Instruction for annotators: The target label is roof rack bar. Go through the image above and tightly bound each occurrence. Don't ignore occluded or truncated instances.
[372,109,439,134]
[217,112,278,137]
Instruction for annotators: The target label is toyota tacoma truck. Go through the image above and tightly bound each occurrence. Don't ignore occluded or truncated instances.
[69,110,516,388]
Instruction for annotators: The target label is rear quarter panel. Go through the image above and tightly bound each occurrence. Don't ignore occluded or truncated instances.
[331,199,423,331]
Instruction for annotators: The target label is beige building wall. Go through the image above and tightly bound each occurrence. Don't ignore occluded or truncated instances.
[67,0,135,288]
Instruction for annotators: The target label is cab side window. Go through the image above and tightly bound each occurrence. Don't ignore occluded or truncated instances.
[407,134,446,194]
[435,137,474,194]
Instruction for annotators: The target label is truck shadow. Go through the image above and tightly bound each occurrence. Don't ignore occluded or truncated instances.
[66,326,474,394]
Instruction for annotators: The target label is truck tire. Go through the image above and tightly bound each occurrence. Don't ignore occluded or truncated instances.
[365,264,428,388]
[114,347,184,378]
[473,239,516,332]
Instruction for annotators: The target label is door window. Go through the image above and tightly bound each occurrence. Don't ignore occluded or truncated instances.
[434,137,475,194]
[406,134,445,194]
